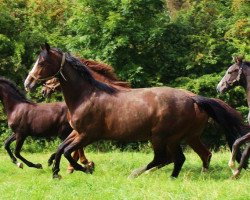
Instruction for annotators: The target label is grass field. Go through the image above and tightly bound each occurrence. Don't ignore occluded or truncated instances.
[0,150,249,200]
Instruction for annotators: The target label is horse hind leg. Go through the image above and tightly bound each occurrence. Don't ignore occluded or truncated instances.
[78,149,94,172]
[167,143,186,178]
[128,138,172,179]
[66,150,80,174]
[186,137,212,172]
[66,148,91,174]
[63,134,94,174]
[14,134,42,169]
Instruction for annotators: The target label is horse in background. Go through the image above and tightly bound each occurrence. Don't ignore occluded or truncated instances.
[24,43,248,179]
[42,78,60,97]
[41,58,130,97]
[0,77,89,171]
[217,56,250,178]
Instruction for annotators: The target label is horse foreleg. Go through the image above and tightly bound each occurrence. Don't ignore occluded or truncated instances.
[4,133,21,167]
[72,148,94,172]
[63,134,93,174]
[232,144,250,179]
[14,135,42,169]
[52,131,78,179]
[67,150,80,174]
[229,133,250,171]
[48,152,56,166]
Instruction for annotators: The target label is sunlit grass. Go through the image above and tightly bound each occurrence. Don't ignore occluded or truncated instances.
[0,151,249,200]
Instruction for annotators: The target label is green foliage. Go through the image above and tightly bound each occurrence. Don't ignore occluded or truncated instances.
[0,0,249,151]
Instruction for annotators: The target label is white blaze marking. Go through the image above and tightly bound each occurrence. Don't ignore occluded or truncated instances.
[24,58,39,89]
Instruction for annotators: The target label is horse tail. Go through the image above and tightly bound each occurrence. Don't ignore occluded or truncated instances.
[192,95,249,165]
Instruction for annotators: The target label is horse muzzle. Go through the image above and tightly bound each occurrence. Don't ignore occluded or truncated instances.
[24,76,37,91]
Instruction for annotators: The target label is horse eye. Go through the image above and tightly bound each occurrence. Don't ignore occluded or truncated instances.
[228,69,238,74]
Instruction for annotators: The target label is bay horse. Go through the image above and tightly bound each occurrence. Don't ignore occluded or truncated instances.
[217,56,250,178]
[24,43,248,179]
[0,76,90,171]
[41,58,131,169]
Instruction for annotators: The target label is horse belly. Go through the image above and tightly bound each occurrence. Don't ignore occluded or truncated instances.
[103,110,153,141]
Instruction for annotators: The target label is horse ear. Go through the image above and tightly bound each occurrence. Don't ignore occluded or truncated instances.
[40,44,45,50]
[44,42,51,52]
[235,55,244,64]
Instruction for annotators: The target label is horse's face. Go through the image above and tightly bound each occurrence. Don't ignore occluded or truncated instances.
[217,62,242,93]
[42,78,60,98]
[24,43,62,91]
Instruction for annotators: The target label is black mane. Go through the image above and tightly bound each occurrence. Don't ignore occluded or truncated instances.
[0,77,34,104]
[53,48,117,94]
[244,60,250,67]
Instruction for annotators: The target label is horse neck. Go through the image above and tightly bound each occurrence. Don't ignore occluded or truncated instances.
[59,62,96,113]
[244,76,250,107]
[0,85,25,115]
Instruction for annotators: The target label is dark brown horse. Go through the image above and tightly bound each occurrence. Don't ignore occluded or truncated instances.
[41,58,131,170]
[0,77,88,171]
[217,56,250,178]
[24,44,248,179]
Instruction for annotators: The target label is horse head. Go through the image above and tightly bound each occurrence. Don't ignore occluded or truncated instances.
[24,43,65,91]
[42,78,60,98]
[217,56,247,93]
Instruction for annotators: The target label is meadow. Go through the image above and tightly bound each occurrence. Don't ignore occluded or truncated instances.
[0,150,249,200]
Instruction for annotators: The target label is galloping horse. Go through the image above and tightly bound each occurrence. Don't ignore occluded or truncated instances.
[24,43,248,179]
[217,56,250,178]
[41,57,131,169]
[0,77,88,171]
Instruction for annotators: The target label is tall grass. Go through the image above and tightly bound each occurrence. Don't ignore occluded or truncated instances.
[0,150,249,200]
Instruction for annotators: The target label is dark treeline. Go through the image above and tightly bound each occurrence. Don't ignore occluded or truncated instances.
[0,0,249,151]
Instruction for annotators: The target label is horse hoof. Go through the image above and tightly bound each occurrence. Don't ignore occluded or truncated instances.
[145,166,157,174]
[48,161,53,167]
[228,160,235,169]
[35,164,43,169]
[85,167,94,174]
[127,170,141,179]
[127,173,137,179]
[81,160,89,165]
[232,169,240,179]
[128,166,147,179]
[17,162,23,169]
[67,168,74,174]
[53,174,62,179]
[170,176,177,180]
[85,161,95,174]
[201,167,208,172]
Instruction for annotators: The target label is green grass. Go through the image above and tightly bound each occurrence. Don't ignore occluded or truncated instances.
[0,150,249,200]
